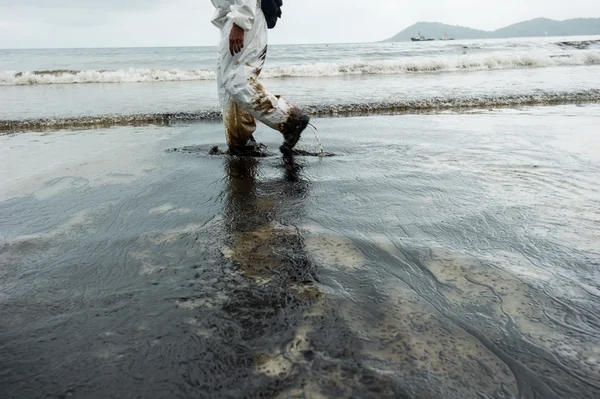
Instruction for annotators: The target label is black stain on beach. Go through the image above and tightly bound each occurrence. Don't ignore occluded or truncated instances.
[166,143,335,158]
[1,126,600,399]
[0,155,403,398]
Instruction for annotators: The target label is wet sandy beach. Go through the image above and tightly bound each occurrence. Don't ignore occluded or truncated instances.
[1,105,599,398]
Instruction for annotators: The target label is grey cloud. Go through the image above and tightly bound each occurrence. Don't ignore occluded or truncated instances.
[0,0,167,8]
[0,0,199,29]
[0,0,598,48]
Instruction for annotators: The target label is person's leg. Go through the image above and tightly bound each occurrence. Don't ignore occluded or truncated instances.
[217,11,309,153]
[223,98,258,150]
[217,50,257,151]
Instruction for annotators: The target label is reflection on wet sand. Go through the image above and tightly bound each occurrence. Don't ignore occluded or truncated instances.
[218,155,323,393]
[210,152,600,398]
[218,156,412,397]
[2,111,599,398]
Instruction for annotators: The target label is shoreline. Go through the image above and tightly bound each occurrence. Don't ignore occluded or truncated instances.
[2,90,600,134]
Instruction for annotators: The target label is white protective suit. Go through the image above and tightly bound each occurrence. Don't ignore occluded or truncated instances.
[211,0,303,149]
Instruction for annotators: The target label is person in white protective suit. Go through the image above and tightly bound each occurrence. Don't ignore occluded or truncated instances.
[211,0,310,156]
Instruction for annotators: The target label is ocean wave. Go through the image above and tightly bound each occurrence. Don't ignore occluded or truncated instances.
[266,52,600,78]
[2,90,599,133]
[555,39,600,50]
[0,68,217,86]
[1,51,599,86]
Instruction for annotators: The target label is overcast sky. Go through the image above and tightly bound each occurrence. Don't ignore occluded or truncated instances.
[0,0,598,48]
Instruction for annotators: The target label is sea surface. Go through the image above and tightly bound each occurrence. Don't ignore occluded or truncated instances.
[1,36,600,128]
[1,37,600,399]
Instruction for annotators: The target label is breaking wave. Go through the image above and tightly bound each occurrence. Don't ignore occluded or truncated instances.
[555,39,600,50]
[0,68,217,86]
[2,89,599,133]
[2,51,599,85]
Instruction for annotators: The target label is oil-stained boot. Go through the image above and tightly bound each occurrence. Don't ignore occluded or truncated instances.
[229,135,259,156]
[280,110,310,156]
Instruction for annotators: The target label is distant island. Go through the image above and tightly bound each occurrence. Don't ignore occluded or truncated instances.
[384,18,600,41]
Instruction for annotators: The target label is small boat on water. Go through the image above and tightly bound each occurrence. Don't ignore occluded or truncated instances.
[440,32,455,41]
[411,31,434,42]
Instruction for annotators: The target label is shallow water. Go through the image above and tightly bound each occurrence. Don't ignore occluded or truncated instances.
[1,105,599,398]
[3,66,600,124]
[1,36,600,131]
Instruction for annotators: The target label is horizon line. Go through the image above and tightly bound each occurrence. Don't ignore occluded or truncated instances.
[2,16,599,51]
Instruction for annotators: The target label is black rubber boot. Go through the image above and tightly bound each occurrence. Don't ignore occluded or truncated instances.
[228,135,257,156]
[228,135,271,157]
[246,135,257,147]
[280,112,310,156]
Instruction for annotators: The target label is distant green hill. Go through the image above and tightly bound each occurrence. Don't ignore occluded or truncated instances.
[384,18,600,41]
[493,18,600,37]
[385,22,489,41]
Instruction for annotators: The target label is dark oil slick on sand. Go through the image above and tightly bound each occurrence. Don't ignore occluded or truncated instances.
[1,107,599,398]
[2,89,600,134]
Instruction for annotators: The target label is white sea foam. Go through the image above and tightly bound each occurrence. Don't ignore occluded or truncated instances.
[1,51,599,86]
[0,68,217,86]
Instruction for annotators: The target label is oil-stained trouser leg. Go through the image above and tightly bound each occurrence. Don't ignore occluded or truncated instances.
[216,10,303,150]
